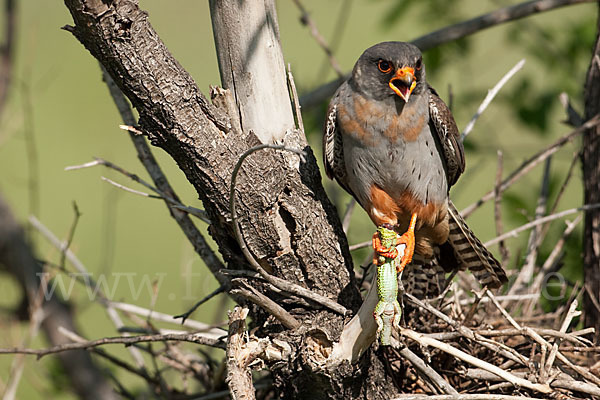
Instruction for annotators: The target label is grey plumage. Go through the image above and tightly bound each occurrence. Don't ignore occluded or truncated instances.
[323,41,507,290]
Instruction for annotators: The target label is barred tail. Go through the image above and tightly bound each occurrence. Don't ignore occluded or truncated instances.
[446,201,508,288]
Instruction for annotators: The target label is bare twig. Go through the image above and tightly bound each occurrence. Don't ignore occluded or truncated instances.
[484,203,600,246]
[66,157,210,223]
[291,0,344,78]
[412,0,593,51]
[59,201,81,269]
[462,114,600,218]
[56,327,163,390]
[287,64,305,132]
[431,327,591,345]
[466,369,600,397]
[394,395,548,400]
[0,332,225,359]
[100,176,155,197]
[559,92,583,127]
[547,150,580,219]
[399,328,552,394]
[229,143,347,316]
[398,346,458,395]
[508,158,552,296]
[486,289,600,386]
[405,293,529,366]
[529,215,582,294]
[100,67,227,286]
[29,215,149,368]
[348,239,371,252]
[314,0,352,81]
[107,301,226,339]
[461,59,525,141]
[543,300,581,380]
[174,285,227,324]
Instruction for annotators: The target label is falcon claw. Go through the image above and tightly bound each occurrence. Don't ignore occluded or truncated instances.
[395,213,417,273]
[372,233,399,266]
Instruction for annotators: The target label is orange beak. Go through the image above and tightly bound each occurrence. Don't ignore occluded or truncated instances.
[389,67,416,102]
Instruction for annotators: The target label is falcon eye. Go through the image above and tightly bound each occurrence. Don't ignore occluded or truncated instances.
[415,58,422,70]
[377,59,392,73]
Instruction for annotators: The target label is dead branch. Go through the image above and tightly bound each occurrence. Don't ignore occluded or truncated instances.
[291,0,344,78]
[508,158,552,296]
[66,157,210,223]
[394,395,548,400]
[226,307,255,400]
[412,0,593,51]
[399,328,553,394]
[398,346,458,395]
[461,59,525,140]
[0,332,224,359]
[462,114,600,218]
[301,0,593,109]
[485,203,600,246]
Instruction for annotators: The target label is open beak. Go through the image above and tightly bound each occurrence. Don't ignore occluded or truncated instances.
[389,67,416,102]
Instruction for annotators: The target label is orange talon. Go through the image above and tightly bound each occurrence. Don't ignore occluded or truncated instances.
[396,213,417,273]
[372,232,398,265]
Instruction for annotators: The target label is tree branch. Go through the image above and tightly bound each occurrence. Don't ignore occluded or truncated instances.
[300,0,593,109]
[412,0,594,51]
[63,0,359,319]
[0,332,225,359]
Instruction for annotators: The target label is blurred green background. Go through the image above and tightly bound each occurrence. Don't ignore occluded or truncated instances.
[0,0,596,398]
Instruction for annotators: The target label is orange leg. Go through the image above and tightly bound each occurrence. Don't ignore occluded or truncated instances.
[396,213,417,274]
[371,213,417,270]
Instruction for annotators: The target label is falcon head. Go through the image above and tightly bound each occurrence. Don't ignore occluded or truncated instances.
[350,41,426,103]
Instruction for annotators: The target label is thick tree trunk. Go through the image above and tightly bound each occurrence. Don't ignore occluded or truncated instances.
[63,0,396,398]
[583,2,600,341]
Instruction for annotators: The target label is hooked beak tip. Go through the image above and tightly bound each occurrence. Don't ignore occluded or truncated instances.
[389,67,417,102]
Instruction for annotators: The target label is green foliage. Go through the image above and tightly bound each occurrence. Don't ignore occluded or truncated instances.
[506,77,559,133]
[423,39,473,75]
[378,0,467,29]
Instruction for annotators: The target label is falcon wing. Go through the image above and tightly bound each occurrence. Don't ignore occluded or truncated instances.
[427,86,465,188]
[323,94,356,198]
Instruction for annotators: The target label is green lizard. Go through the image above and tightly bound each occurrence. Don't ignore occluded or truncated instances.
[373,225,403,346]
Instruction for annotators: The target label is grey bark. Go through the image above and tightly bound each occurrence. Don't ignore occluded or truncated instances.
[62,0,398,398]
[583,2,600,341]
